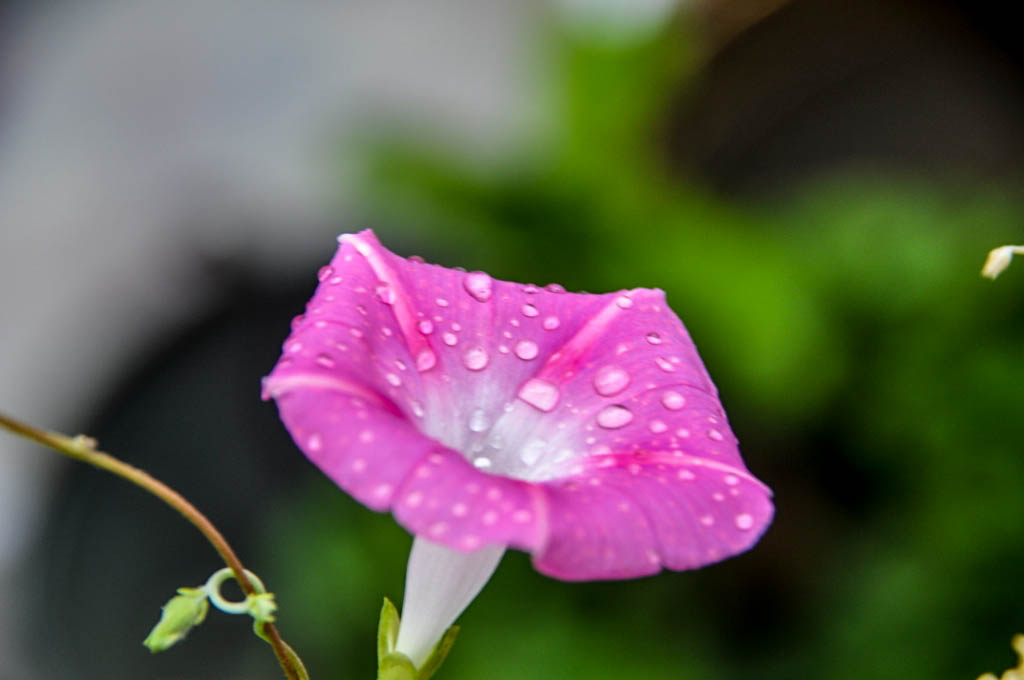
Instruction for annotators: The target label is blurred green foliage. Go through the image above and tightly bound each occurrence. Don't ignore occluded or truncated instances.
[266,18,1024,680]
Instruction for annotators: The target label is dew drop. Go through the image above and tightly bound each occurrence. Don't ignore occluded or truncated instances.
[375,283,396,304]
[649,419,668,433]
[463,271,494,302]
[520,439,546,466]
[522,284,540,294]
[411,401,425,418]
[616,295,634,309]
[545,283,566,293]
[435,297,449,307]
[593,366,630,396]
[473,457,492,469]
[307,433,323,451]
[514,340,539,360]
[521,303,539,318]
[463,346,489,371]
[661,391,686,410]
[314,353,335,368]
[655,357,676,373]
[468,408,490,432]
[409,255,425,263]
[385,372,402,387]
[317,265,334,282]
[442,332,458,346]
[518,378,560,412]
[418,319,434,335]
[416,348,437,372]
[708,429,725,441]
[596,404,634,429]
[735,513,754,530]
[542,316,560,330]
[645,332,662,345]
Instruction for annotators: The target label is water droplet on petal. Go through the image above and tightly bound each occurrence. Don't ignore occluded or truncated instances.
[411,401,425,418]
[375,283,396,304]
[593,366,630,396]
[385,373,402,387]
[522,284,540,294]
[655,357,676,373]
[416,349,437,372]
[468,408,490,432]
[661,391,686,410]
[418,319,434,335]
[463,271,494,302]
[520,439,546,466]
[645,332,662,345]
[307,433,323,451]
[436,297,449,307]
[518,378,560,412]
[735,513,754,530]
[317,266,334,282]
[514,340,539,360]
[314,353,335,368]
[542,316,560,330]
[521,303,539,318]
[649,419,668,433]
[616,295,634,309]
[409,255,425,263]
[545,283,566,293]
[442,332,458,346]
[708,429,724,441]
[463,346,489,371]
[473,457,492,469]
[596,404,634,429]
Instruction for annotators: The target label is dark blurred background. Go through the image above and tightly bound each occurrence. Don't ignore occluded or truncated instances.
[2,1,1023,679]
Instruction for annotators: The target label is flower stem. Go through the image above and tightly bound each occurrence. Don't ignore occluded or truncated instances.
[0,410,310,680]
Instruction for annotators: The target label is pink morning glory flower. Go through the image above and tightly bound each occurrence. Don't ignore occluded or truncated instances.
[263,230,773,667]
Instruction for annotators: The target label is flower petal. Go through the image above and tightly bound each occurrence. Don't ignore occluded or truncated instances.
[265,229,774,580]
[535,454,773,580]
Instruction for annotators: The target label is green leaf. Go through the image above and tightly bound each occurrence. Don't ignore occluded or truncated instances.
[142,587,209,653]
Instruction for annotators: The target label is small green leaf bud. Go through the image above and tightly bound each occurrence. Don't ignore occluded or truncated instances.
[143,587,210,653]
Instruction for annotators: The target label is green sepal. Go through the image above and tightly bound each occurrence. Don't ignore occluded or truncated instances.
[375,597,459,680]
[379,652,417,680]
[143,586,209,652]
[378,598,401,665]
[416,625,459,680]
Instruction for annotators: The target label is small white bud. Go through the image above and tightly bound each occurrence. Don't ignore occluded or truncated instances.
[981,245,1024,280]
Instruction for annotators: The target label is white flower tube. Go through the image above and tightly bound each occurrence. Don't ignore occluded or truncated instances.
[395,537,505,668]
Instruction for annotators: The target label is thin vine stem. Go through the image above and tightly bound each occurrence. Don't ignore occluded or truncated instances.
[0,410,309,680]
